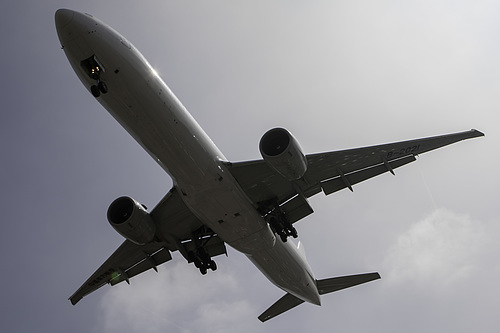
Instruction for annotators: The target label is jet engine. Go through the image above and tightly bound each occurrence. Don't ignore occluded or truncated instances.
[107,196,156,245]
[259,127,307,180]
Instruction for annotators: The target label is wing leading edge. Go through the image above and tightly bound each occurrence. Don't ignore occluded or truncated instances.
[227,129,484,212]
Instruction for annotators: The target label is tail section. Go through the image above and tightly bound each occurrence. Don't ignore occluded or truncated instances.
[258,293,305,322]
[258,272,380,322]
[316,272,380,295]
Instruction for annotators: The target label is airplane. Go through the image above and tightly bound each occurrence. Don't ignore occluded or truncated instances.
[55,9,484,322]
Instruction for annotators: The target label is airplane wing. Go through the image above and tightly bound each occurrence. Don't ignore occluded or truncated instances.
[69,188,227,305]
[69,239,171,305]
[227,129,484,216]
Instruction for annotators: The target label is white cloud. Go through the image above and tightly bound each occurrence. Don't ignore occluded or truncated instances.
[383,208,492,289]
[374,208,500,332]
[96,261,257,333]
[194,300,256,333]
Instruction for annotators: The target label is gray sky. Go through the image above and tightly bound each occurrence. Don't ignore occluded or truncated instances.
[1,1,499,332]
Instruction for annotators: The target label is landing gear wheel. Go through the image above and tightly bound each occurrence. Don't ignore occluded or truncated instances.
[200,266,208,275]
[280,233,288,242]
[91,85,100,97]
[209,260,217,271]
[291,227,298,238]
[98,81,108,94]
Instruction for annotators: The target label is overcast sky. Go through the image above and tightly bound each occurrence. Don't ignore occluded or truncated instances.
[1,1,499,332]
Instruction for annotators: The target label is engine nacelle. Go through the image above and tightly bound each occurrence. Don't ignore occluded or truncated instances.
[259,127,308,180]
[107,196,156,245]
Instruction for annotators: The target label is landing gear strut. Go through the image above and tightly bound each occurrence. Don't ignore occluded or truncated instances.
[266,205,298,242]
[188,248,217,275]
[90,82,108,97]
[81,55,108,98]
[91,80,108,97]
[187,228,218,275]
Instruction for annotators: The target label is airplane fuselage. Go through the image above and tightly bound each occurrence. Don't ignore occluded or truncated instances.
[56,10,320,305]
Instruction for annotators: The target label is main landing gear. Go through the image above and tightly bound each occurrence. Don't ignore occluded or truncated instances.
[187,228,218,275]
[81,55,108,98]
[188,248,217,275]
[266,205,298,243]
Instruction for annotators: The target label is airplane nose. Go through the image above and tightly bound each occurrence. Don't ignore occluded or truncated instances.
[55,9,74,29]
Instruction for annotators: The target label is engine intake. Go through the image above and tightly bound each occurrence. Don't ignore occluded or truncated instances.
[107,196,156,245]
[259,128,307,180]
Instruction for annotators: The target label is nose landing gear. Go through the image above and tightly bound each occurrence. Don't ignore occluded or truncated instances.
[90,80,108,98]
[81,55,108,98]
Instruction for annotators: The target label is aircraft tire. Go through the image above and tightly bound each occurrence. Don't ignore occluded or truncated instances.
[91,85,101,97]
[98,81,108,94]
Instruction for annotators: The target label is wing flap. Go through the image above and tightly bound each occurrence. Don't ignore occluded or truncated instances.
[69,240,169,305]
[320,155,416,195]
[280,193,314,223]
[109,246,172,286]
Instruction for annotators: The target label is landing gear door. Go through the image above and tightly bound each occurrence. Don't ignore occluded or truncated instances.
[280,194,313,224]
[81,54,105,80]
[182,235,227,259]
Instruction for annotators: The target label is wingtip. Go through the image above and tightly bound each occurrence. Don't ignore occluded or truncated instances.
[471,129,485,137]
[69,295,80,305]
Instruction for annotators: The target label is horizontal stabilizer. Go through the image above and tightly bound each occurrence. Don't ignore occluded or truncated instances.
[258,293,304,322]
[258,272,380,322]
[316,272,381,295]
